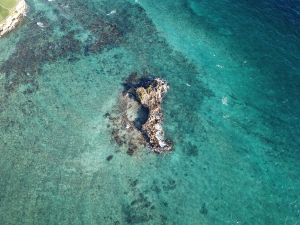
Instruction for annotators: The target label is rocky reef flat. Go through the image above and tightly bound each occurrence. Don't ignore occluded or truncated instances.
[0,0,27,37]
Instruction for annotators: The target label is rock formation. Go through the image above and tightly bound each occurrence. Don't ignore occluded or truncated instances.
[105,93,147,156]
[0,0,27,37]
[133,77,172,152]
[106,75,172,154]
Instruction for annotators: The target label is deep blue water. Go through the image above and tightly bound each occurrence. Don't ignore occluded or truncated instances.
[0,0,299,224]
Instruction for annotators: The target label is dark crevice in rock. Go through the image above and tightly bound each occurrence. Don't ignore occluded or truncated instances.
[134,105,149,130]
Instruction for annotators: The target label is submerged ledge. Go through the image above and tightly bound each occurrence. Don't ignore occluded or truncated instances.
[0,0,27,37]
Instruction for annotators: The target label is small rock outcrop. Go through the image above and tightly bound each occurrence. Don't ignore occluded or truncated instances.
[0,0,27,37]
[106,75,172,154]
[135,78,172,152]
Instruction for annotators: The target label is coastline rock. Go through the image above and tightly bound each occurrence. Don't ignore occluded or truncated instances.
[0,0,28,37]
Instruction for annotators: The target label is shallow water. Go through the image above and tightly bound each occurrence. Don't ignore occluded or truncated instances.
[0,0,299,224]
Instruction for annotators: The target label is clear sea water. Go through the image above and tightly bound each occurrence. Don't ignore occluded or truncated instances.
[0,0,299,224]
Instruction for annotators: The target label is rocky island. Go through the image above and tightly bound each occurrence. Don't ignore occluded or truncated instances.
[0,0,27,37]
[106,75,172,154]
[135,78,172,152]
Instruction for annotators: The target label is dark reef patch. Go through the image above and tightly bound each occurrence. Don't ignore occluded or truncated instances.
[162,178,176,192]
[183,142,199,157]
[151,182,161,194]
[122,193,154,224]
[0,0,123,93]
[200,203,208,215]
[106,155,113,161]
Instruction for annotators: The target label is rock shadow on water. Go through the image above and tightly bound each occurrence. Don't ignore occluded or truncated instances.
[133,105,149,130]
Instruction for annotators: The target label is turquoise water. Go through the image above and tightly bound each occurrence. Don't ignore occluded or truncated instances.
[0,0,299,224]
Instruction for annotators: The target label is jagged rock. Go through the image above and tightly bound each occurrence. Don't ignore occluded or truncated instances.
[107,75,172,154]
[133,77,172,153]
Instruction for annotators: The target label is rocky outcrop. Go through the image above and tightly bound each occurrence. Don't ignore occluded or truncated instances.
[0,0,27,37]
[135,78,172,152]
[106,75,172,154]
